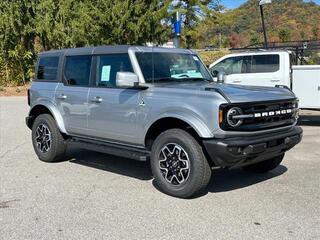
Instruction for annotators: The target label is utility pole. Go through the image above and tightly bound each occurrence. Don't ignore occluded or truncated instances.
[259,0,272,49]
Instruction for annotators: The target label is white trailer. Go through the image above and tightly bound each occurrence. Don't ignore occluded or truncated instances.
[292,65,320,109]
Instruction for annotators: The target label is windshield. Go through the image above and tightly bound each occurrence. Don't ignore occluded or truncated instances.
[135,52,212,83]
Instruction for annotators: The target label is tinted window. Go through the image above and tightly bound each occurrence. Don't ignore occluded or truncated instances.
[37,56,59,81]
[211,56,251,75]
[251,55,279,73]
[64,56,92,86]
[95,54,133,87]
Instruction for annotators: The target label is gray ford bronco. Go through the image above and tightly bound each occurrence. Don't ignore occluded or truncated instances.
[26,46,302,198]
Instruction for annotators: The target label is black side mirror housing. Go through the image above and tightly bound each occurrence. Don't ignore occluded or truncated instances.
[210,69,219,77]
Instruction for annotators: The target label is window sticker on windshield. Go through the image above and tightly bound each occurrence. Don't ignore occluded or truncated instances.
[193,56,199,61]
[101,65,111,82]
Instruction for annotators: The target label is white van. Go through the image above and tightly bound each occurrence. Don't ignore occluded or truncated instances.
[209,50,320,109]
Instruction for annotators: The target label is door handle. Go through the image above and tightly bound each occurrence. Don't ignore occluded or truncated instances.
[56,94,67,100]
[91,96,103,103]
[271,79,280,82]
[233,80,242,83]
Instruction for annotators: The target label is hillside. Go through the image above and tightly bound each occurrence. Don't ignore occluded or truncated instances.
[199,0,320,48]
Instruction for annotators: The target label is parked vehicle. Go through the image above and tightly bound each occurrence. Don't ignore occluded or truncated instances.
[26,46,302,198]
[209,50,320,109]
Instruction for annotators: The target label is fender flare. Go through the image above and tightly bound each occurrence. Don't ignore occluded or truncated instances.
[29,100,67,134]
[145,111,213,139]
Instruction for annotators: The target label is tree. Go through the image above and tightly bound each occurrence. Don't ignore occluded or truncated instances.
[0,0,37,85]
[278,28,292,42]
[249,32,261,46]
[0,0,171,86]
[171,0,219,48]
[312,26,319,40]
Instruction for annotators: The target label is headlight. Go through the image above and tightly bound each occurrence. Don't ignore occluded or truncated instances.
[226,107,243,127]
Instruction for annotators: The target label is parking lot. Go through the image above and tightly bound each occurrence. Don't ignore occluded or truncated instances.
[0,96,319,240]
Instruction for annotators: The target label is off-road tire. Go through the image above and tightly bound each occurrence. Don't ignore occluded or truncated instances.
[243,154,285,173]
[32,114,67,162]
[150,129,211,198]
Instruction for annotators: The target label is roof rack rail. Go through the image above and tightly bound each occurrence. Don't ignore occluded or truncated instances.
[230,40,320,65]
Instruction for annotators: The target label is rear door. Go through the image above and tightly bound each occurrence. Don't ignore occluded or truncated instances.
[239,54,282,87]
[33,55,61,102]
[55,55,92,135]
[87,54,141,144]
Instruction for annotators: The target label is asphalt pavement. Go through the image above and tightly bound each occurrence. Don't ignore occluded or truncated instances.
[0,97,319,240]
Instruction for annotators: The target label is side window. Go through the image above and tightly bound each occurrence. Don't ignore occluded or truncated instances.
[251,55,279,73]
[211,56,245,75]
[95,54,133,87]
[37,56,59,81]
[64,55,92,86]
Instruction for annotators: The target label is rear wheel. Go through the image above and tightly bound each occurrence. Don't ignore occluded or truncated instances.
[150,129,211,198]
[32,114,67,162]
[243,154,284,173]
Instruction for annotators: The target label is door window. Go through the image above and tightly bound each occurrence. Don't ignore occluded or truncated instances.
[64,56,92,86]
[37,56,59,81]
[251,55,280,73]
[95,54,133,87]
[211,56,250,75]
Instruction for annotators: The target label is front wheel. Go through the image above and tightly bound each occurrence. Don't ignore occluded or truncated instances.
[243,154,284,173]
[150,129,211,198]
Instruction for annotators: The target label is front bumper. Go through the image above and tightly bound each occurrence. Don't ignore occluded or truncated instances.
[203,126,303,168]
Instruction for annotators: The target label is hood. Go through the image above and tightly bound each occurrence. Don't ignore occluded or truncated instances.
[154,82,296,103]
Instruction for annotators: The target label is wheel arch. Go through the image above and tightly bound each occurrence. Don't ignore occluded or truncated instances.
[144,116,212,150]
[27,103,67,134]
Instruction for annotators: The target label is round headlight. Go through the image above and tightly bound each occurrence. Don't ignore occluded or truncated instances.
[227,107,243,127]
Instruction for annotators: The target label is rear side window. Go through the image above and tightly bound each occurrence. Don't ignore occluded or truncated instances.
[95,54,133,87]
[64,56,92,86]
[37,56,59,81]
[251,55,279,73]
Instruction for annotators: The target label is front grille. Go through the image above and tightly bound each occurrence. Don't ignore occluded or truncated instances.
[220,99,298,131]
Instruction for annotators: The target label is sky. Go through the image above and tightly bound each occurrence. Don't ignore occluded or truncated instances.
[221,0,320,9]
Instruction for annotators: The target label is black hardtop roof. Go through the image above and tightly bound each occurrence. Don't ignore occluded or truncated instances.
[39,45,194,57]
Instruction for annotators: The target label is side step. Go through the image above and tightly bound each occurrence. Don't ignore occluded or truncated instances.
[69,137,150,161]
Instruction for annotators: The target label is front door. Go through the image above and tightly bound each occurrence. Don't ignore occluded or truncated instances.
[211,56,251,85]
[87,54,140,144]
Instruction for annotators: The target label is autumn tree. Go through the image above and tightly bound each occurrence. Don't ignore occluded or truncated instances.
[278,28,292,42]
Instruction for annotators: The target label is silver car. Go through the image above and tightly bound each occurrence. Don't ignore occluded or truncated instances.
[26,46,302,198]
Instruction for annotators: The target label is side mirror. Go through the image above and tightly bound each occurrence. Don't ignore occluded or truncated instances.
[217,71,226,83]
[116,72,139,88]
[210,69,219,77]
